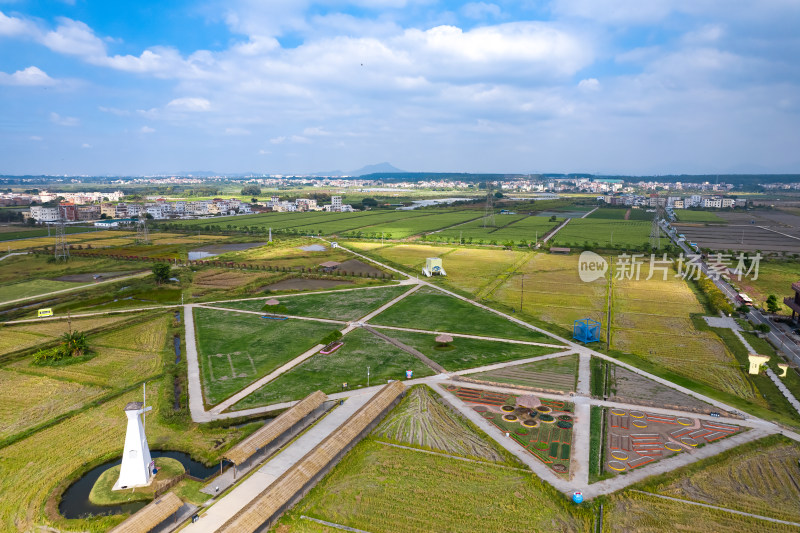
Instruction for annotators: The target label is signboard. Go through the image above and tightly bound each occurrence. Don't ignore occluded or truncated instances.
[405,370,413,379]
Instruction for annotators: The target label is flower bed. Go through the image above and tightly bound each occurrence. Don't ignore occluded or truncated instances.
[539,414,554,423]
[501,405,515,413]
[557,421,573,429]
[535,406,552,414]
[502,414,518,422]
[557,415,573,422]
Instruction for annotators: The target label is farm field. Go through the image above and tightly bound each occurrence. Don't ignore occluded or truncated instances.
[450,386,575,476]
[431,213,528,242]
[654,437,800,523]
[0,226,100,242]
[383,329,562,371]
[10,314,170,388]
[206,238,354,269]
[277,439,590,533]
[490,253,607,339]
[674,210,728,223]
[343,210,481,238]
[485,215,563,242]
[0,382,249,532]
[0,254,142,286]
[0,370,107,440]
[604,491,795,532]
[370,286,554,342]
[189,269,280,298]
[427,247,528,296]
[586,208,654,221]
[230,327,433,409]
[551,219,653,248]
[372,385,507,462]
[0,314,142,357]
[732,260,800,314]
[672,224,800,253]
[361,243,454,271]
[213,284,410,320]
[470,354,578,392]
[611,270,754,400]
[0,279,83,303]
[603,363,715,412]
[193,307,339,406]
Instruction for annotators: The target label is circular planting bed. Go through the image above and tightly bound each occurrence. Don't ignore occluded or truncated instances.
[521,419,539,428]
[552,464,568,473]
[514,407,532,417]
[610,409,627,416]
[632,421,648,429]
[665,442,683,452]
[535,406,552,414]
[539,415,555,423]
[534,441,549,450]
[557,415,573,422]
[473,406,488,412]
[501,405,515,413]
[446,385,458,391]
[677,417,693,426]
[557,421,573,429]
[502,414,518,422]
[610,451,629,461]
[607,461,626,472]
[629,411,645,419]
[680,437,698,447]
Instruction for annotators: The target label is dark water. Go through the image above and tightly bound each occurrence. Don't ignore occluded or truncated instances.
[59,451,217,519]
[173,335,181,363]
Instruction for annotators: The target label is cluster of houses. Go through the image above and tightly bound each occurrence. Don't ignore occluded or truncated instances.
[24,193,354,224]
[597,194,740,209]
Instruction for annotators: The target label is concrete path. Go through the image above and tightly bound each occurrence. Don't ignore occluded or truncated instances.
[542,218,571,244]
[581,207,599,218]
[0,251,28,261]
[452,350,575,376]
[210,341,327,415]
[183,392,375,533]
[0,270,150,306]
[357,283,420,322]
[200,282,408,307]
[576,352,591,396]
[628,490,800,528]
[766,368,800,417]
[184,304,211,422]
[2,305,174,325]
[196,304,348,326]
[367,324,565,348]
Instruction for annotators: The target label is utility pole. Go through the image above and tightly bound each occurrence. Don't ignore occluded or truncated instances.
[67,310,72,334]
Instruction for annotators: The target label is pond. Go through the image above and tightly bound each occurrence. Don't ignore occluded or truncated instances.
[188,242,267,260]
[59,451,218,519]
[297,244,327,252]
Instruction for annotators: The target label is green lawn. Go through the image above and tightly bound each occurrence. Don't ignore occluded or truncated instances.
[230,327,434,409]
[551,219,653,248]
[369,286,554,342]
[381,329,563,371]
[213,285,411,321]
[277,439,590,533]
[193,308,339,406]
[0,279,83,303]
[675,210,728,223]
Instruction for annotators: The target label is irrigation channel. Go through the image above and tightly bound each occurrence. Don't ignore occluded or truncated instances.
[59,451,217,519]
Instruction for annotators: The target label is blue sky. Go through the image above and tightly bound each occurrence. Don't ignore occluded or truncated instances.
[1,0,798,176]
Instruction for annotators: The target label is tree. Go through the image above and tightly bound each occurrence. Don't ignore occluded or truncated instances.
[362,197,378,207]
[494,192,503,199]
[766,294,780,314]
[152,263,172,284]
[60,331,88,358]
[241,185,262,196]
[251,197,258,203]
[99,213,108,219]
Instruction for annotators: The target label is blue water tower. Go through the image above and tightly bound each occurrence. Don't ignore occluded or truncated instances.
[572,491,583,504]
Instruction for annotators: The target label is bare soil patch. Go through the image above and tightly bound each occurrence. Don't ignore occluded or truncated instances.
[336,258,383,276]
[263,278,354,291]
[608,365,717,414]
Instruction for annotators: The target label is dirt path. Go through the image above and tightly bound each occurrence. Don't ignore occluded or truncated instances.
[624,209,631,220]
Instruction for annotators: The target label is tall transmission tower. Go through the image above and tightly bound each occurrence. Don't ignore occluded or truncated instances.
[649,204,663,250]
[54,210,70,261]
[136,209,150,245]
[483,182,496,229]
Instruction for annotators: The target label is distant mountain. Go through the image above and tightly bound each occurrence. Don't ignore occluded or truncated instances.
[349,162,407,176]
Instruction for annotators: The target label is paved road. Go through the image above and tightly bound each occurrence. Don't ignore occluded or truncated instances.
[367,323,566,348]
[0,251,28,261]
[183,392,375,532]
[453,350,575,376]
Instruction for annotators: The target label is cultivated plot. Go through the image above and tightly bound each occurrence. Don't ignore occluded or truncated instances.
[470,353,578,392]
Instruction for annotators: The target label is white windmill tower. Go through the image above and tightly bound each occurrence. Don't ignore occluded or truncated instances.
[113,387,154,490]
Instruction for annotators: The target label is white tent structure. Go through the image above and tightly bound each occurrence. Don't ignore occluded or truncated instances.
[113,401,153,490]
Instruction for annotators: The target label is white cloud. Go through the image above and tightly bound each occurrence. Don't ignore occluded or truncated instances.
[0,66,56,86]
[29,135,43,141]
[140,126,155,133]
[50,112,79,126]
[0,10,37,37]
[81,143,92,148]
[258,149,270,155]
[269,136,286,144]
[167,97,211,111]
[224,127,251,135]
[578,78,600,91]
[461,2,502,20]
[98,106,131,116]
